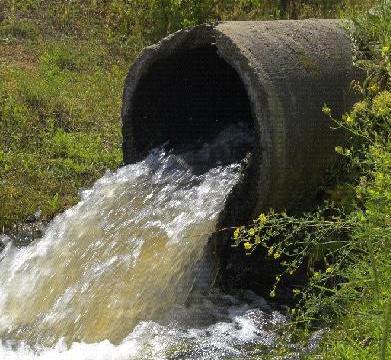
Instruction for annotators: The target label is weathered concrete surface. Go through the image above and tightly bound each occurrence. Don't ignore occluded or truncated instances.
[122,20,357,215]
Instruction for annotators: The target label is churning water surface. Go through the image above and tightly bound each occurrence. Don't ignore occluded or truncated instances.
[0,125,285,359]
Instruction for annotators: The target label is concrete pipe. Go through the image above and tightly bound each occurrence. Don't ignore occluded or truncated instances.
[122,20,357,217]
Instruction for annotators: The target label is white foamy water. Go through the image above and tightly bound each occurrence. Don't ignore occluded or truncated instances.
[0,125,285,359]
[0,290,285,360]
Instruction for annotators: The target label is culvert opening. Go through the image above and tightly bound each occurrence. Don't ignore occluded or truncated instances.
[127,45,255,159]
[123,41,260,227]
[124,42,261,296]
[120,20,357,300]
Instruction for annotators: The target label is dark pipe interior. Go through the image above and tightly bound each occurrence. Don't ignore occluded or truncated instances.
[129,44,263,297]
[130,45,254,156]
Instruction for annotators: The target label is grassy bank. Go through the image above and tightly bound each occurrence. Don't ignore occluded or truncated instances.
[0,27,125,228]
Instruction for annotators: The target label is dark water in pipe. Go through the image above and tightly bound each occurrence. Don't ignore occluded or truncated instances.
[0,124,287,359]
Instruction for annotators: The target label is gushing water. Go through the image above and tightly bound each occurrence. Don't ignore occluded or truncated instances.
[0,125,285,359]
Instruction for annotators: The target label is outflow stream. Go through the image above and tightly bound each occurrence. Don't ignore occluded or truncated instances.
[0,125,285,359]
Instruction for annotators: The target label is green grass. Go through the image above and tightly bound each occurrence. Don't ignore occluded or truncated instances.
[0,35,124,228]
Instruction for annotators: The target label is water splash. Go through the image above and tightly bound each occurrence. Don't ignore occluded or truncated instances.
[0,124,286,358]
[0,290,286,360]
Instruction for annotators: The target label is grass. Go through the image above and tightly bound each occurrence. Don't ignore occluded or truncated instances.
[0,31,124,228]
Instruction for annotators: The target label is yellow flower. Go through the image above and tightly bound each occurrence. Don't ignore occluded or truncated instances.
[382,45,390,56]
[353,101,367,113]
[313,271,321,279]
[273,251,281,259]
[368,83,379,94]
[326,266,334,274]
[335,146,344,154]
[345,115,354,124]
[248,228,255,236]
[258,213,267,224]
[322,104,332,116]
[243,242,252,250]
[233,228,240,240]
